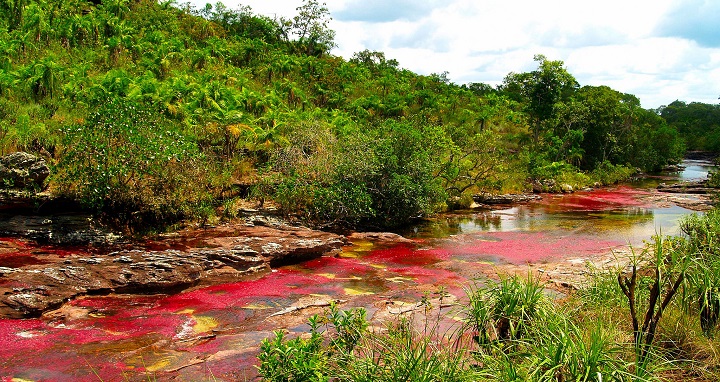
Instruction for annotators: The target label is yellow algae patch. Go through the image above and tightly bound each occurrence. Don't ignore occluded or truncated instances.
[176,308,195,315]
[319,273,362,281]
[144,357,173,372]
[192,316,219,333]
[243,303,274,310]
[386,276,414,283]
[367,263,387,269]
[337,251,359,258]
[349,239,375,248]
[344,287,375,296]
[11,378,35,382]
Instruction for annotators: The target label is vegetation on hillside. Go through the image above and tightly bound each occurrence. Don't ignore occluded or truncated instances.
[0,0,698,230]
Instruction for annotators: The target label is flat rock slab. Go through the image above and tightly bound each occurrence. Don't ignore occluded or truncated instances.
[0,224,346,318]
[474,193,542,205]
[657,180,716,194]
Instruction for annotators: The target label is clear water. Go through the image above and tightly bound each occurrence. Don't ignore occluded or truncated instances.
[402,159,716,246]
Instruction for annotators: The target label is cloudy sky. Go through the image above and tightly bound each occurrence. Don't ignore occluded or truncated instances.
[189,0,719,109]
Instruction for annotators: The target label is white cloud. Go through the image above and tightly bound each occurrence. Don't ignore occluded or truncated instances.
[188,0,719,108]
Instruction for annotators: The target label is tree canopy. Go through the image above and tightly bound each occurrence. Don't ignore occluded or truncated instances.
[0,0,693,230]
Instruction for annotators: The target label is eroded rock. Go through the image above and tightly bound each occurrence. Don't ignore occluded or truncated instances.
[0,224,346,318]
[0,152,49,189]
[657,180,715,194]
[473,193,541,205]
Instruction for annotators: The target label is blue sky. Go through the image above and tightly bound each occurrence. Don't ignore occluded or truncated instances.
[189,0,720,109]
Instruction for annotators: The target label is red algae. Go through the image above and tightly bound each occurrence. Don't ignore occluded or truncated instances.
[0,319,51,355]
[0,251,50,268]
[364,244,449,266]
[157,269,342,313]
[0,184,699,381]
[542,187,650,212]
[448,231,624,264]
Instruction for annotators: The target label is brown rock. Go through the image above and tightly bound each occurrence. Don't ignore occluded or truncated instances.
[0,224,346,318]
[347,232,415,244]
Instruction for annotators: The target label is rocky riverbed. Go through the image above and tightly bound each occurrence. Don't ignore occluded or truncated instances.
[0,222,346,318]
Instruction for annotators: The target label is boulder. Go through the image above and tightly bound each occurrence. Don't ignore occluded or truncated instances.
[0,213,121,245]
[0,152,49,189]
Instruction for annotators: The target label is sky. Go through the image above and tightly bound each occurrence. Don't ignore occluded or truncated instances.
[188,0,720,109]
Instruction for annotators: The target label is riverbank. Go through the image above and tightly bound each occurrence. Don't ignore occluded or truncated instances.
[1,161,717,380]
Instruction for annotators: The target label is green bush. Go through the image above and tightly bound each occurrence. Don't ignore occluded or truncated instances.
[269,120,446,229]
[589,161,635,185]
[54,96,219,229]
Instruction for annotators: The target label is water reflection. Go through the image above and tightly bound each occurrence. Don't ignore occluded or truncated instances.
[402,159,716,245]
[406,202,668,246]
[678,159,715,180]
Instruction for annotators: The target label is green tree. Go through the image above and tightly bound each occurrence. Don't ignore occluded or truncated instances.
[279,0,335,56]
[501,54,578,146]
[660,100,720,151]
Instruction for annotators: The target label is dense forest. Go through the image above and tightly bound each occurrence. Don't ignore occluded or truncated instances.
[0,0,711,231]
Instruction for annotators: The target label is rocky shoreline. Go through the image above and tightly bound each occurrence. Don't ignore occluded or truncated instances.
[0,152,716,320]
[0,222,346,318]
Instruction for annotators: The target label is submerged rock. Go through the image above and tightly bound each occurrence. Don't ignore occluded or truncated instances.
[657,180,715,194]
[473,193,541,205]
[0,224,346,318]
[347,232,415,244]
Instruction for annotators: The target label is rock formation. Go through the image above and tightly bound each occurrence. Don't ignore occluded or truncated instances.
[0,224,346,318]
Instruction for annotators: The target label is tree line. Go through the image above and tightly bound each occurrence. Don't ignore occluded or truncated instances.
[0,0,707,230]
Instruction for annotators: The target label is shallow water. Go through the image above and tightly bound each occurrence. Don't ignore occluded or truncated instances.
[679,159,715,180]
[0,160,714,381]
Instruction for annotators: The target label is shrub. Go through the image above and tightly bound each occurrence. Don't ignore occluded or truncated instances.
[269,120,446,229]
[54,97,219,230]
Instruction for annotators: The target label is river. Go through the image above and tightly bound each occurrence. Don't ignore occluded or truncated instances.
[0,160,715,381]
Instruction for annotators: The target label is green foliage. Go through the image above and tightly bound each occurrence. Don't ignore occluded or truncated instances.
[0,0,692,230]
[257,329,327,382]
[258,302,473,382]
[589,161,635,185]
[270,120,446,229]
[681,210,720,336]
[618,236,690,368]
[660,100,720,151]
[54,96,218,229]
[462,274,545,345]
[257,305,370,382]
